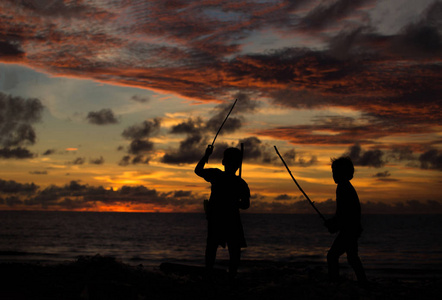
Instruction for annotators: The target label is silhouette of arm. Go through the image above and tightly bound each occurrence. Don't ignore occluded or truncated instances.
[238,181,250,209]
[195,145,213,177]
[239,196,250,209]
[324,217,339,233]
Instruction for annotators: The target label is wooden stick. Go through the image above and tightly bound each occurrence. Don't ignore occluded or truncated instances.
[274,146,326,221]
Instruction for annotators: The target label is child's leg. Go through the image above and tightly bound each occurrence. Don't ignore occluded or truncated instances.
[205,241,218,270]
[327,233,346,281]
[227,242,241,278]
[346,237,367,283]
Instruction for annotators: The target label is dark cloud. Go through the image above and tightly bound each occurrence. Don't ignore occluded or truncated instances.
[206,116,241,136]
[396,23,442,56]
[119,152,150,165]
[327,2,442,60]
[71,157,85,165]
[1,179,203,210]
[0,179,39,194]
[119,153,151,166]
[274,194,292,201]
[118,155,131,166]
[0,93,44,158]
[132,155,150,164]
[56,197,95,210]
[381,146,442,172]
[328,26,371,60]
[299,0,373,31]
[372,170,399,182]
[373,171,391,178]
[128,140,154,155]
[389,146,416,161]
[419,149,442,171]
[256,112,436,147]
[7,0,114,19]
[345,143,385,168]
[29,170,48,175]
[122,119,161,140]
[170,117,204,135]
[162,133,214,165]
[277,148,317,167]
[130,95,150,103]
[0,93,43,125]
[90,156,104,165]
[237,137,264,161]
[0,147,34,159]
[2,196,23,206]
[231,93,259,114]
[297,156,318,167]
[206,94,258,135]
[43,149,56,156]
[235,136,317,167]
[390,2,442,58]
[23,180,102,208]
[0,40,24,60]
[0,0,121,77]
[120,118,161,165]
[86,109,119,125]
[173,190,192,198]
[0,93,43,159]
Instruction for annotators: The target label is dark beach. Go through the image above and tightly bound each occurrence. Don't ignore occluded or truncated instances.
[1,255,440,300]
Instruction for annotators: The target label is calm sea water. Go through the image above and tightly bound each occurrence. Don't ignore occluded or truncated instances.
[0,211,441,274]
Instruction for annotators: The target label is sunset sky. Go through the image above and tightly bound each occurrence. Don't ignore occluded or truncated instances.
[0,0,441,213]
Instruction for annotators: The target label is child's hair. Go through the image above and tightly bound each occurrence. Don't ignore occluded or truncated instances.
[223,147,242,169]
[331,156,354,180]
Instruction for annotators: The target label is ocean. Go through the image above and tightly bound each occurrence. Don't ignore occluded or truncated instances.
[1,211,441,276]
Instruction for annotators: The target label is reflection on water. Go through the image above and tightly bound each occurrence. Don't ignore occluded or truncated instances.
[0,211,441,272]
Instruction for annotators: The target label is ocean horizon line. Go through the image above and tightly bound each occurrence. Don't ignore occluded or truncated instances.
[1,210,441,215]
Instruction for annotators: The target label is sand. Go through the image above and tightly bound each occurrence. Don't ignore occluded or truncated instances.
[1,255,440,300]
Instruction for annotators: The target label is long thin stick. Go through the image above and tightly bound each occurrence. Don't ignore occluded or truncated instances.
[274,146,326,221]
[211,99,238,146]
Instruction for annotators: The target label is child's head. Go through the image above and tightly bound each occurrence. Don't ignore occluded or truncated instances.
[331,156,354,183]
[222,147,242,173]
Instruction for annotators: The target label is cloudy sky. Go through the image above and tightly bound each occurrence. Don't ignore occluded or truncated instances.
[0,0,441,213]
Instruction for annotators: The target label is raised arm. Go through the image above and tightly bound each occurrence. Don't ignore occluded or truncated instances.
[194,145,213,177]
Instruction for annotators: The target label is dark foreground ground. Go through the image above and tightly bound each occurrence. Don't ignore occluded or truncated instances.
[1,255,440,300]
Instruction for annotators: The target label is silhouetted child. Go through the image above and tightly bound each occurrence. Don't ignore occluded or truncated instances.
[195,145,250,281]
[324,156,367,284]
